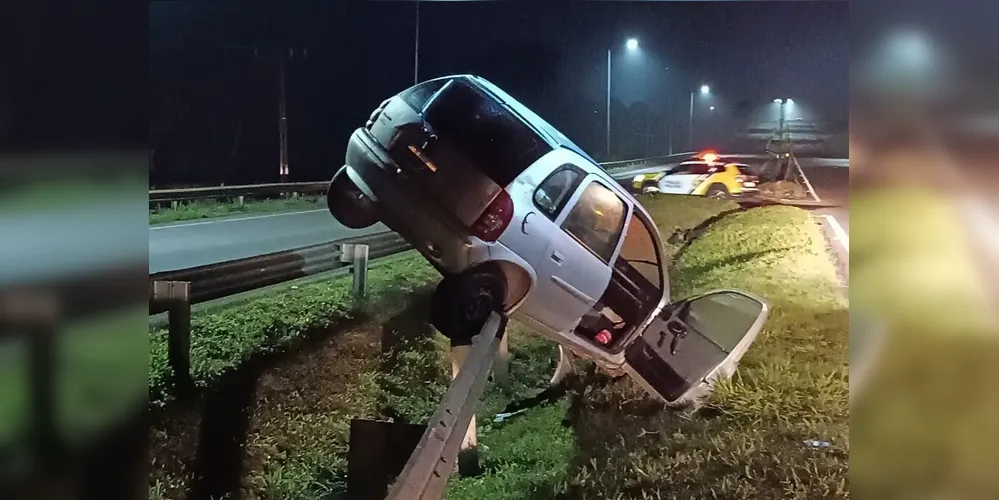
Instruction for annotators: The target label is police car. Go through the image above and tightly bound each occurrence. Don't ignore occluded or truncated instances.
[632,152,760,199]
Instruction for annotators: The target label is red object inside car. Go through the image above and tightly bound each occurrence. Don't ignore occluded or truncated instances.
[595,329,613,345]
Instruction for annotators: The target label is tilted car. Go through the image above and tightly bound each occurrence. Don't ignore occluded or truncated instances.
[327,75,769,404]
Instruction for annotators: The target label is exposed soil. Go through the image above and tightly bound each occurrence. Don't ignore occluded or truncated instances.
[149,288,437,500]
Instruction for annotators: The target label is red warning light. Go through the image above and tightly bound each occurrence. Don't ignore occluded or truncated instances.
[700,151,719,164]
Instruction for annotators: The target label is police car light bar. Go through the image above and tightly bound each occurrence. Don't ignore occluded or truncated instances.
[698,151,719,164]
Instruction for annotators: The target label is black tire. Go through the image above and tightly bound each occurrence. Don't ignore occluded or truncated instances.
[431,264,507,344]
[706,183,730,199]
[327,167,378,229]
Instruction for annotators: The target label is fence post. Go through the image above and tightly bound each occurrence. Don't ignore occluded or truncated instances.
[492,333,510,384]
[151,281,193,393]
[238,195,245,206]
[0,291,60,466]
[450,342,480,476]
[341,244,370,297]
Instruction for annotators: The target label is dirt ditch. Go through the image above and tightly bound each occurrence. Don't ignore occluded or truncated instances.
[149,288,440,500]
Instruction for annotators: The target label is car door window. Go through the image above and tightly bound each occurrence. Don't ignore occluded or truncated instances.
[533,165,585,220]
[562,181,628,262]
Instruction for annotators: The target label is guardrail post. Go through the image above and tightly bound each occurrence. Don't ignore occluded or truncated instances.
[340,244,370,297]
[237,195,245,206]
[450,342,479,476]
[492,333,509,384]
[151,281,193,393]
[1,291,61,466]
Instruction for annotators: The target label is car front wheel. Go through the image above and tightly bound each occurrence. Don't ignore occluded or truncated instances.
[327,167,378,229]
[431,264,507,344]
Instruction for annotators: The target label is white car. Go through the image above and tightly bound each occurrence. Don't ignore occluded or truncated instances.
[327,75,769,403]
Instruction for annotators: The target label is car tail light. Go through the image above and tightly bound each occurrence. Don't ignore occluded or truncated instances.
[471,190,514,242]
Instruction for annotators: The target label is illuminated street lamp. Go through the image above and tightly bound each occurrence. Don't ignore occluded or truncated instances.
[689,84,710,149]
[606,37,640,156]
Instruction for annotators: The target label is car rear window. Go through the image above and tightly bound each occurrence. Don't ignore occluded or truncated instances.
[400,78,448,112]
[423,80,551,186]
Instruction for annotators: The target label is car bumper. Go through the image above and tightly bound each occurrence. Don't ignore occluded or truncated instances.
[344,128,489,274]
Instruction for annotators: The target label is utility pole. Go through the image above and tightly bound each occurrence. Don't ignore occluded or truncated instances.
[278,55,289,182]
[256,47,306,183]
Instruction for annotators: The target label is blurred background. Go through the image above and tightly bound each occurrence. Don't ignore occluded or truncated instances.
[850,0,999,498]
[2,0,999,498]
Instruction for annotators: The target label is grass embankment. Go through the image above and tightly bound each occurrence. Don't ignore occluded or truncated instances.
[149,196,325,225]
[149,254,560,500]
[149,195,847,499]
[445,199,848,499]
[149,255,439,407]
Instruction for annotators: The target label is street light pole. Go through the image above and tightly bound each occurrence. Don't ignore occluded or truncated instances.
[606,48,612,158]
[413,0,420,85]
[688,91,695,150]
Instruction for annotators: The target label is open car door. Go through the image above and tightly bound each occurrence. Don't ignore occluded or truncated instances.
[622,289,770,405]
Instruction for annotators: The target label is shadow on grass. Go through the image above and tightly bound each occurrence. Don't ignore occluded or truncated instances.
[673,247,794,284]
[150,312,373,500]
[375,290,447,425]
[670,207,746,262]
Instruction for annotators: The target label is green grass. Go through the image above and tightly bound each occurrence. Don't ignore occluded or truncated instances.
[148,256,440,406]
[147,195,846,499]
[149,195,326,225]
[2,306,148,475]
[445,202,848,499]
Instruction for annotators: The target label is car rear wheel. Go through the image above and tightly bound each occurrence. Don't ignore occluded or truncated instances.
[431,263,507,344]
[327,167,378,229]
[706,183,730,199]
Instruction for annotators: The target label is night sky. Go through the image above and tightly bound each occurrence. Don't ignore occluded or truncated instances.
[149,1,848,187]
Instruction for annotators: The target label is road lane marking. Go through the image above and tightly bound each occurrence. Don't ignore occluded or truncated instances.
[822,214,849,252]
[150,209,327,230]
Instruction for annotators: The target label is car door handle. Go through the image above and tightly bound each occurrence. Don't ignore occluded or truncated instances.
[550,251,564,264]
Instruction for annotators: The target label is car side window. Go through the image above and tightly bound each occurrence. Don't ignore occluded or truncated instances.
[562,181,629,263]
[533,165,584,219]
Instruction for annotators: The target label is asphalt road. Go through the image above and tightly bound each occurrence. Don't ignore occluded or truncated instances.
[149,157,848,275]
[802,165,849,286]
[149,210,386,274]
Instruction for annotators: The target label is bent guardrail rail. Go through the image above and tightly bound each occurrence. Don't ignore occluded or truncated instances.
[385,312,509,500]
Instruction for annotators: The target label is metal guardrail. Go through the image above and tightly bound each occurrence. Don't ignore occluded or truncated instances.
[149,181,330,203]
[147,154,698,204]
[149,231,409,314]
[386,312,509,500]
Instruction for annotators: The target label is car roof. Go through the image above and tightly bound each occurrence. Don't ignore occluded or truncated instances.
[463,75,602,167]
